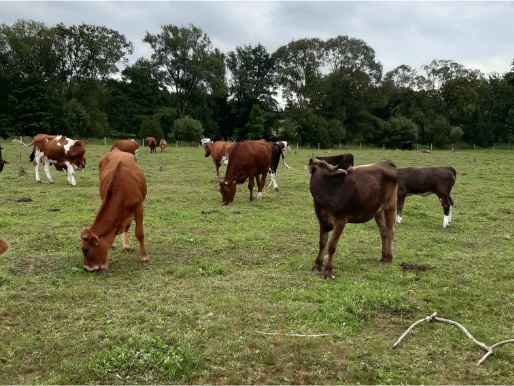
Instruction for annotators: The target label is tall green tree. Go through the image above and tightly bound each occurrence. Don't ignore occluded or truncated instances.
[144,24,225,119]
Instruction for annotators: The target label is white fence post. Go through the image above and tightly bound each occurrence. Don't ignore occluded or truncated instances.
[431,143,433,151]
[104,137,106,146]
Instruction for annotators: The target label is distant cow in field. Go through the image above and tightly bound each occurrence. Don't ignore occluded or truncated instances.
[421,149,431,153]
[0,238,8,256]
[396,167,457,228]
[400,141,413,151]
[219,140,272,205]
[81,148,149,274]
[159,139,167,152]
[267,141,294,190]
[111,140,139,159]
[308,158,398,279]
[146,137,157,153]
[0,146,9,172]
[12,134,86,186]
[204,141,235,178]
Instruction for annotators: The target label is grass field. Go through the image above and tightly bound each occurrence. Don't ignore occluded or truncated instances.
[0,141,513,385]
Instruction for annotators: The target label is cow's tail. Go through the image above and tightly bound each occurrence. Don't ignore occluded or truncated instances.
[447,167,457,186]
[280,151,294,172]
[11,139,34,147]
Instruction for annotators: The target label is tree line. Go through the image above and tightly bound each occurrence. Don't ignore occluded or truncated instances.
[1,19,513,148]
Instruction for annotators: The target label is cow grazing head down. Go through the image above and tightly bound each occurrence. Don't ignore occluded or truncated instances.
[219,179,237,206]
[81,228,111,274]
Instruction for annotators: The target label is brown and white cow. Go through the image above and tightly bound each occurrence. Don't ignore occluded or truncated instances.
[0,145,9,173]
[159,139,167,152]
[277,141,290,155]
[146,137,157,153]
[204,141,235,178]
[396,166,457,228]
[0,238,8,256]
[308,158,398,279]
[111,139,139,159]
[267,141,293,190]
[219,140,272,205]
[12,134,86,186]
[81,148,148,273]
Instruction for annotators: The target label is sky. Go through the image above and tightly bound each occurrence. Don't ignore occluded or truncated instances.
[1,1,514,77]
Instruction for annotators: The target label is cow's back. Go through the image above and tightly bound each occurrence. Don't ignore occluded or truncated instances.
[99,149,146,203]
[226,141,271,178]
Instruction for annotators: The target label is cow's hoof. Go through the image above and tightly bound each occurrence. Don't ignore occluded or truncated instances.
[122,248,130,253]
[50,182,54,184]
[110,246,117,251]
[312,265,322,272]
[380,256,393,263]
[274,188,279,192]
[37,181,42,183]
[141,260,150,267]
[323,272,334,280]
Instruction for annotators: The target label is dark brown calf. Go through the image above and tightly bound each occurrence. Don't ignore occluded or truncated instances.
[396,167,456,228]
[309,159,398,279]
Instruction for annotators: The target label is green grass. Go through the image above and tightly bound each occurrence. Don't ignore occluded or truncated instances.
[0,141,513,384]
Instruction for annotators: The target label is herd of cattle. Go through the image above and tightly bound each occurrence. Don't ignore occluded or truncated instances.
[0,134,457,278]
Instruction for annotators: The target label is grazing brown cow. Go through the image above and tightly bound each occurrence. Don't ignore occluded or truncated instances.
[146,137,157,153]
[111,140,139,158]
[400,141,413,151]
[12,134,86,186]
[267,141,293,190]
[0,146,9,172]
[159,139,167,152]
[308,158,398,279]
[219,140,272,205]
[0,238,8,256]
[204,141,235,178]
[81,148,149,273]
[396,167,457,228]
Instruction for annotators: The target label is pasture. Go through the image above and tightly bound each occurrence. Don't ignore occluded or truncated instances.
[0,142,513,384]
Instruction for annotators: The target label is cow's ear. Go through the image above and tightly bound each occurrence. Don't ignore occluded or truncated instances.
[88,234,99,246]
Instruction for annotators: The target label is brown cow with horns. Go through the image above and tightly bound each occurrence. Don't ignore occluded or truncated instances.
[308,158,399,279]
[219,140,272,205]
[81,147,149,273]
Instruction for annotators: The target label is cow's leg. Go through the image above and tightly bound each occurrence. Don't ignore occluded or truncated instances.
[122,232,130,252]
[268,169,278,191]
[33,152,43,183]
[215,161,220,178]
[257,172,267,199]
[396,196,406,224]
[134,208,149,266]
[375,209,395,263]
[65,161,77,186]
[439,194,451,228]
[110,236,117,250]
[313,223,329,273]
[448,195,453,224]
[248,172,256,201]
[42,158,54,184]
[323,221,346,279]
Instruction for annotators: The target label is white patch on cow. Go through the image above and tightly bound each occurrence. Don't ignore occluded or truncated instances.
[64,160,77,185]
[396,215,403,224]
[134,149,139,159]
[268,171,278,190]
[221,156,228,166]
[257,192,262,200]
[62,138,76,154]
[442,215,449,228]
[448,205,453,223]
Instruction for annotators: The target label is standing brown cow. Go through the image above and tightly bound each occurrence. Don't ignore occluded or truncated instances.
[12,134,86,186]
[219,140,272,205]
[159,139,167,152]
[81,148,149,273]
[308,158,398,279]
[146,137,157,153]
[204,141,235,178]
[0,145,9,172]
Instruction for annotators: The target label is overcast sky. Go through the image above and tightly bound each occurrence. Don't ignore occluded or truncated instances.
[1,1,514,76]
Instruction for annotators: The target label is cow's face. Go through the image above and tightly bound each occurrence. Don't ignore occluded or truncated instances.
[220,179,237,205]
[81,228,110,273]
[74,157,86,171]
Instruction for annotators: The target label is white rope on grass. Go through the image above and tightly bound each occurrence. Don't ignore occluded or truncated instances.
[390,312,514,365]
[255,330,338,337]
